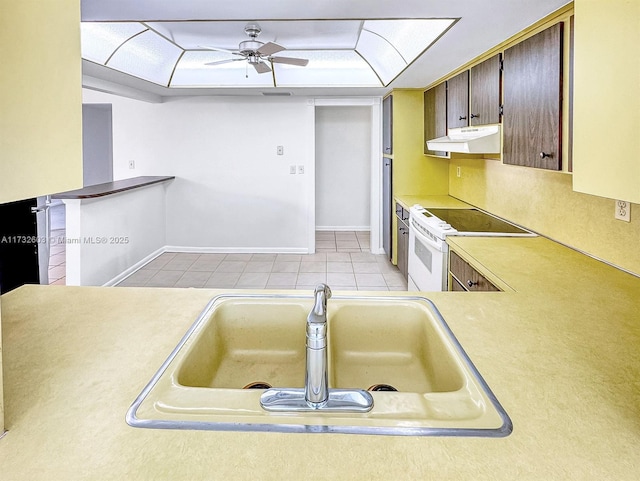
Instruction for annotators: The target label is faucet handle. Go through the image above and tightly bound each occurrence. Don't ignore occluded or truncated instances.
[314,283,332,300]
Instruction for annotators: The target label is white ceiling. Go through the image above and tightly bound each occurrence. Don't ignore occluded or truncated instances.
[81,0,571,100]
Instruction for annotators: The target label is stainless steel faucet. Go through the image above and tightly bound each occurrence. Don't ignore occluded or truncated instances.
[260,284,373,413]
[305,284,331,407]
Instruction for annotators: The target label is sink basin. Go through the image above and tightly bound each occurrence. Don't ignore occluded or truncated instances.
[127,294,512,437]
[176,301,307,389]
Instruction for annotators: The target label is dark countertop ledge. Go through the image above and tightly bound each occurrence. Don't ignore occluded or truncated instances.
[51,176,175,199]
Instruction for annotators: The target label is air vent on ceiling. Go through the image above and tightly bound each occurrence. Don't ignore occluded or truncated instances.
[261,91,292,96]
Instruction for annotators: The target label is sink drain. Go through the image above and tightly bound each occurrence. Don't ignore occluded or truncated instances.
[367,384,398,392]
[243,381,272,389]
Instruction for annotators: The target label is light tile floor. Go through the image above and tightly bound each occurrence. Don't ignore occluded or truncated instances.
[48,203,67,285]
[117,231,407,291]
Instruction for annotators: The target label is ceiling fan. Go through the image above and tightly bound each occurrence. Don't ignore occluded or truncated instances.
[201,23,309,74]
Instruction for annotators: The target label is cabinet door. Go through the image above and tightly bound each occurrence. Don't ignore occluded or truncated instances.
[396,219,409,278]
[447,70,469,129]
[382,95,393,155]
[449,251,499,292]
[470,54,501,126]
[503,23,563,170]
[424,82,447,155]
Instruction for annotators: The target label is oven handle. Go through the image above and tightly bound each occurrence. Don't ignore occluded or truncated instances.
[410,219,446,252]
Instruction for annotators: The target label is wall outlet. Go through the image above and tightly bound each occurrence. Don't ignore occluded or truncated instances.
[128,160,135,169]
[289,165,296,174]
[297,165,305,174]
[277,145,284,156]
[456,166,461,178]
[615,200,631,222]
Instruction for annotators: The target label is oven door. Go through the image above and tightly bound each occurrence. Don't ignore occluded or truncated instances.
[408,219,448,291]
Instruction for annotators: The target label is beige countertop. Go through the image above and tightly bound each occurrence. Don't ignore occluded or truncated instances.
[1,234,640,480]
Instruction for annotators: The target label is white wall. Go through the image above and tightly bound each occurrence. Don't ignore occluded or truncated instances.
[83,90,315,252]
[64,182,168,286]
[315,106,371,230]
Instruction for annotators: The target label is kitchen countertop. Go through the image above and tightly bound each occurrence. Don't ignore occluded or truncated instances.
[1,235,640,479]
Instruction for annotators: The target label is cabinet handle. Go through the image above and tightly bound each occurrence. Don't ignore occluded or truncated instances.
[539,152,553,159]
[466,280,479,288]
[458,115,467,121]
[470,113,479,119]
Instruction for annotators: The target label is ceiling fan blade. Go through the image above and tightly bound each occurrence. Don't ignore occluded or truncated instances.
[257,42,285,56]
[270,56,309,67]
[199,45,240,55]
[252,60,272,74]
[205,58,245,66]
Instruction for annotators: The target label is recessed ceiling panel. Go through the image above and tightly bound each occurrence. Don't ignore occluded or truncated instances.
[107,29,183,85]
[356,29,406,85]
[147,20,362,50]
[82,18,455,88]
[81,22,147,64]
[363,19,456,62]
[272,51,381,87]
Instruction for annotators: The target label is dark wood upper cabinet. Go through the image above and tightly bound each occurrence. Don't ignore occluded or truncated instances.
[382,94,393,155]
[447,70,469,129]
[424,82,447,155]
[503,23,563,170]
[469,53,502,126]
[568,15,574,172]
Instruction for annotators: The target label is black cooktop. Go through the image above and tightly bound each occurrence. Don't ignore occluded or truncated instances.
[423,208,531,234]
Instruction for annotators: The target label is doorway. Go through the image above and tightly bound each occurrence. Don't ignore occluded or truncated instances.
[315,106,371,232]
[82,103,114,186]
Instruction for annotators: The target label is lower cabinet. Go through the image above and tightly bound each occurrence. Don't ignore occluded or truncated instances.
[395,203,409,278]
[449,251,499,292]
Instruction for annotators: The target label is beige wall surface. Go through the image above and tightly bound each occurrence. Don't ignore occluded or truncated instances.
[448,157,640,275]
[0,0,83,203]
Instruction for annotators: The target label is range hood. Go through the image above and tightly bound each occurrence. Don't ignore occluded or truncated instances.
[426,125,501,154]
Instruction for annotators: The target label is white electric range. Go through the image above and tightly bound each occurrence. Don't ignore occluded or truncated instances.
[407,205,536,291]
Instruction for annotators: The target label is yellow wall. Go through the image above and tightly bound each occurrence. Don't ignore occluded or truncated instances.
[0,0,83,204]
[572,0,640,203]
[449,157,640,275]
[390,90,449,196]
[0,0,83,436]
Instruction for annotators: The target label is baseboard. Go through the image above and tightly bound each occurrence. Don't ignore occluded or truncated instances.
[315,226,370,232]
[164,246,309,254]
[102,247,166,286]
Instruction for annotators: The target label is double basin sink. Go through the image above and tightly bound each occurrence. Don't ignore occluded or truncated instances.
[126,293,512,436]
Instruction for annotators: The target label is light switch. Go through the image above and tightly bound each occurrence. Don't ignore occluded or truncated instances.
[289,165,296,174]
[277,145,284,155]
[297,165,305,174]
